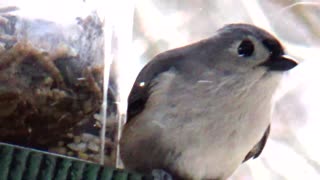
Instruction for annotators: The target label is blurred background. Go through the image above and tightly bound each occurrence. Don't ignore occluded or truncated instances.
[1,0,320,179]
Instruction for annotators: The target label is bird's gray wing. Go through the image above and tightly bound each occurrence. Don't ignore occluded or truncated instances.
[127,49,186,121]
[243,125,270,162]
[126,37,212,122]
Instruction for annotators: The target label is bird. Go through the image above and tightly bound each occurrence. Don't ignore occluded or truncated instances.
[120,24,298,180]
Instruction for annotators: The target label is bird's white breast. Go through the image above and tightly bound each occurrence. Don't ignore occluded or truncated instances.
[124,69,280,179]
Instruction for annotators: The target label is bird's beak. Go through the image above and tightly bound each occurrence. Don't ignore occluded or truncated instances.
[259,54,298,71]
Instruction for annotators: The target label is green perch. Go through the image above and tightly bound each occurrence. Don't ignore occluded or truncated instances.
[0,142,152,180]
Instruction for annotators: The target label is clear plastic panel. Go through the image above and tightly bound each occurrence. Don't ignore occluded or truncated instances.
[0,0,120,166]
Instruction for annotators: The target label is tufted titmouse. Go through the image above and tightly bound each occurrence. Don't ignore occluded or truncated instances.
[120,24,298,180]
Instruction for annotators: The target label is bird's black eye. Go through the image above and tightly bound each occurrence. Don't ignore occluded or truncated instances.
[238,39,254,57]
